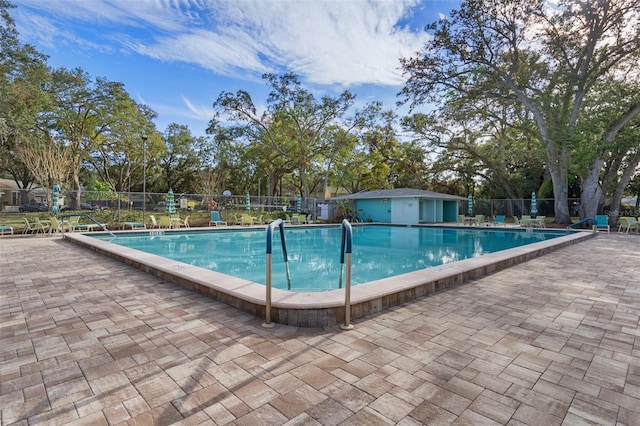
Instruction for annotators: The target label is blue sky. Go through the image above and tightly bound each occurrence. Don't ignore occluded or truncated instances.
[14,0,458,136]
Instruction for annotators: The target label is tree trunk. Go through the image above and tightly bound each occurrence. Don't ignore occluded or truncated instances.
[321,155,336,202]
[608,156,640,226]
[578,157,605,220]
[299,162,308,201]
[516,92,572,224]
[500,183,520,218]
[544,142,572,224]
[548,165,572,224]
[72,171,83,210]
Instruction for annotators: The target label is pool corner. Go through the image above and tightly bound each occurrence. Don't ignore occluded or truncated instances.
[63,228,595,327]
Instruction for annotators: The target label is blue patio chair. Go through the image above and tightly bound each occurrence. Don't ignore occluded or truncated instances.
[490,215,506,226]
[209,210,227,226]
[595,215,609,233]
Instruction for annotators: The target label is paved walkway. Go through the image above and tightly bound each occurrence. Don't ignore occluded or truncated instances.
[1,232,639,425]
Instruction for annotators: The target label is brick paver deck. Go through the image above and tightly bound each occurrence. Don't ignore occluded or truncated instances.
[1,232,639,425]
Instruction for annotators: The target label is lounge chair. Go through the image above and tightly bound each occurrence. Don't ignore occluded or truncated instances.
[290,213,302,225]
[209,211,227,226]
[179,216,190,228]
[530,216,546,228]
[618,217,639,234]
[123,221,146,230]
[490,215,505,226]
[23,217,47,234]
[241,213,255,226]
[0,225,13,235]
[65,216,105,232]
[34,217,51,233]
[457,215,466,225]
[519,215,532,226]
[159,216,171,228]
[595,215,609,233]
[148,215,159,229]
[49,216,71,234]
[22,218,36,234]
[169,216,182,228]
[474,215,485,225]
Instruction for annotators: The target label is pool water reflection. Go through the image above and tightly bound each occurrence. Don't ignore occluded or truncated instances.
[90,225,565,292]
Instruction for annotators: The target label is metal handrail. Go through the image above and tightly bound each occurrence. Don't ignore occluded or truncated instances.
[567,217,596,229]
[340,219,354,330]
[263,219,289,328]
[60,213,117,238]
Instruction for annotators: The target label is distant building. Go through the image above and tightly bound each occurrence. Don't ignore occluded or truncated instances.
[0,179,48,212]
[333,188,466,224]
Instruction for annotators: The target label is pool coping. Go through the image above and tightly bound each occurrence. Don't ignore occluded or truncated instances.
[63,225,596,327]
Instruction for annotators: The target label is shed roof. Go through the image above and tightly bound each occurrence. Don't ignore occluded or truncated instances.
[332,188,466,201]
[0,179,46,191]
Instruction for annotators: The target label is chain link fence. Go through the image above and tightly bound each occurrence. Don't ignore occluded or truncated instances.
[460,198,638,219]
[2,186,637,225]
[460,197,566,218]
[1,187,319,218]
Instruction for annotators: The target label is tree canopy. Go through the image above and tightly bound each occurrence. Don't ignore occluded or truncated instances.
[400,0,640,223]
[2,0,639,223]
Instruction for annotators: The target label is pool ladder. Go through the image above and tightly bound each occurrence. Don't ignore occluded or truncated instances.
[263,219,289,328]
[59,213,117,238]
[262,219,354,329]
[339,219,354,329]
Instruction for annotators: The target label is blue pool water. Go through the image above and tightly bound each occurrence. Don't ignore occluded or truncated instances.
[90,225,567,292]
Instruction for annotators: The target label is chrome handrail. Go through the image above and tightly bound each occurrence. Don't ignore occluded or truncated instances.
[263,219,289,327]
[340,219,354,330]
[60,213,117,238]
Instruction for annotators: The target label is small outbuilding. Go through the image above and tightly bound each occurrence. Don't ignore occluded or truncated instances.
[334,188,466,224]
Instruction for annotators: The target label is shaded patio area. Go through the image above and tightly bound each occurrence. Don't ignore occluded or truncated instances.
[1,233,639,425]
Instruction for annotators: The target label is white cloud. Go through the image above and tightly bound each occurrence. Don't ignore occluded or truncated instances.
[13,10,59,50]
[125,28,271,77]
[17,0,432,88]
[182,95,214,121]
[162,0,432,87]
[16,0,189,32]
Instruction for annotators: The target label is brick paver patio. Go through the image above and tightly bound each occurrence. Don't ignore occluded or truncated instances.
[1,232,639,425]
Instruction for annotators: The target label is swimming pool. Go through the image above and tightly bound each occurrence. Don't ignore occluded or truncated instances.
[65,225,594,326]
[89,225,566,292]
